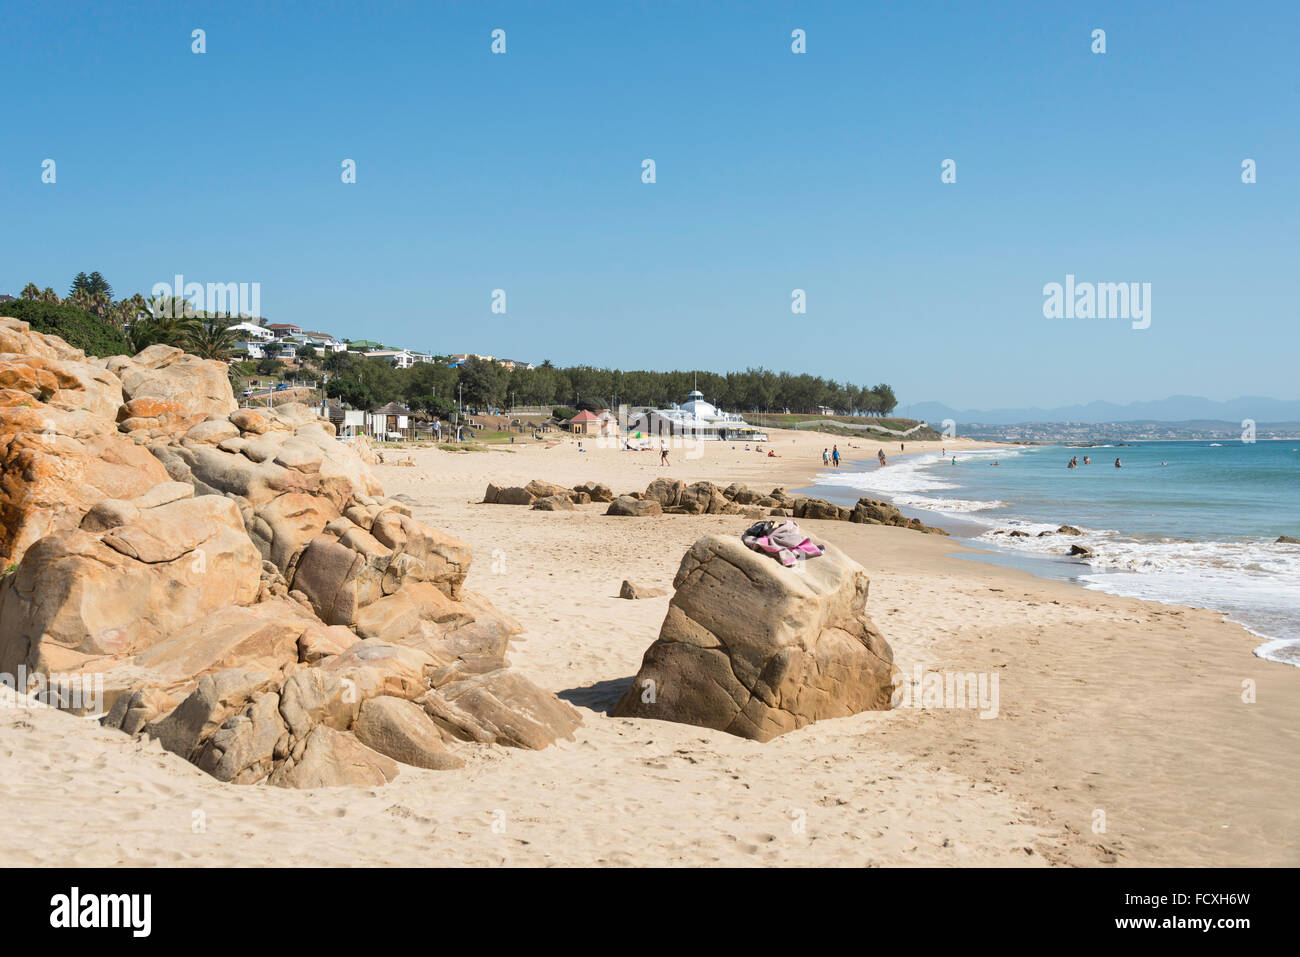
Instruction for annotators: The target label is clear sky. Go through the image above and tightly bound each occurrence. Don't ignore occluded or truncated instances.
[4,1,1297,410]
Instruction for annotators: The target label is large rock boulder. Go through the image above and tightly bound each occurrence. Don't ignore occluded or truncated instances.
[643,477,685,508]
[106,344,237,439]
[793,497,849,521]
[575,481,614,503]
[290,512,472,629]
[267,724,400,789]
[353,695,465,770]
[0,494,262,675]
[483,483,535,505]
[676,481,727,515]
[607,495,663,517]
[525,479,570,500]
[612,534,896,741]
[419,669,582,750]
[532,494,575,511]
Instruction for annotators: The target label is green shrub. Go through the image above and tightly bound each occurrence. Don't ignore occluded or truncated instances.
[1,300,131,357]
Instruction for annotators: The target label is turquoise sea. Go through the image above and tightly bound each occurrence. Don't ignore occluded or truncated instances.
[811,440,1300,666]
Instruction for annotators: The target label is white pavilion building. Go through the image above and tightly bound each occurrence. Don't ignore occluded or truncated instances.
[628,391,768,442]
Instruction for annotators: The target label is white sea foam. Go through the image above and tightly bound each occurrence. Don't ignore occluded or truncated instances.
[978,524,1300,666]
[815,448,1021,515]
[820,445,1300,664]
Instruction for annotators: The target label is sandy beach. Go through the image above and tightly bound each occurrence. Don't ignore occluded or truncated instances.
[2,426,1295,867]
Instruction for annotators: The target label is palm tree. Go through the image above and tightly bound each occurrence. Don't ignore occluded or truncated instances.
[20,283,40,300]
[67,288,94,313]
[110,293,149,330]
[89,289,111,319]
[127,310,196,354]
[185,319,237,361]
[109,300,137,330]
[146,294,194,321]
[39,287,60,304]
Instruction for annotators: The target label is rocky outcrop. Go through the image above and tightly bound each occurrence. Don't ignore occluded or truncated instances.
[0,317,581,789]
[499,474,946,535]
[612,534,896,741]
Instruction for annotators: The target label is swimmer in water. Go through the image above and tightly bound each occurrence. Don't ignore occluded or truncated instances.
[1114,458,1122,468]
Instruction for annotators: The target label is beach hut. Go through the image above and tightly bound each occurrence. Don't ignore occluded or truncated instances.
[568,410,601,435]
[368,401,412,440]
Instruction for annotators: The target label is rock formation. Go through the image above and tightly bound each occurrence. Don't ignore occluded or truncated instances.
[612,534,896,741]
[0,315,580,788]
[480,475,946,534]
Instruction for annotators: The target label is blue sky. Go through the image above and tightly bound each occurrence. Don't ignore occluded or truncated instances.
[3,1,1297,410]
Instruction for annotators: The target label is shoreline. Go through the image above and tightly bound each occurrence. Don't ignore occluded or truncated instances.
[800,443,1300,666]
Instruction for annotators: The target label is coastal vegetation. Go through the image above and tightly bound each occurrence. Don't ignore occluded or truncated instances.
[8,273,900,418]
[324,357,900,419]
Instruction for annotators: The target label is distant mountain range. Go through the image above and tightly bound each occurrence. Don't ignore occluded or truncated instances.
[908,395,1300,426]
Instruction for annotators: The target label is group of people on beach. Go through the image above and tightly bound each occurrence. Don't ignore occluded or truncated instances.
[821,446,841,467]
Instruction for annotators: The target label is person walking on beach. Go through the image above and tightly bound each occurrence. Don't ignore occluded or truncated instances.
[832,445,840,466]
[660,441,669,466]
[900,443,904,452]
[878,448,887,467]
[822,448,829,465]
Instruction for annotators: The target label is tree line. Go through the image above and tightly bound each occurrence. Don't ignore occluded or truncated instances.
[12,272,898,418]
[324,354,898,419]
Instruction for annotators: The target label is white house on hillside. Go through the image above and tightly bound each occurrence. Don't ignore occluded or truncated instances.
[363,349,415,369]
[227,321,274,341]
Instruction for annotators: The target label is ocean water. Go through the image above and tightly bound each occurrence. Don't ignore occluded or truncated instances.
[811,441,1300,666]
